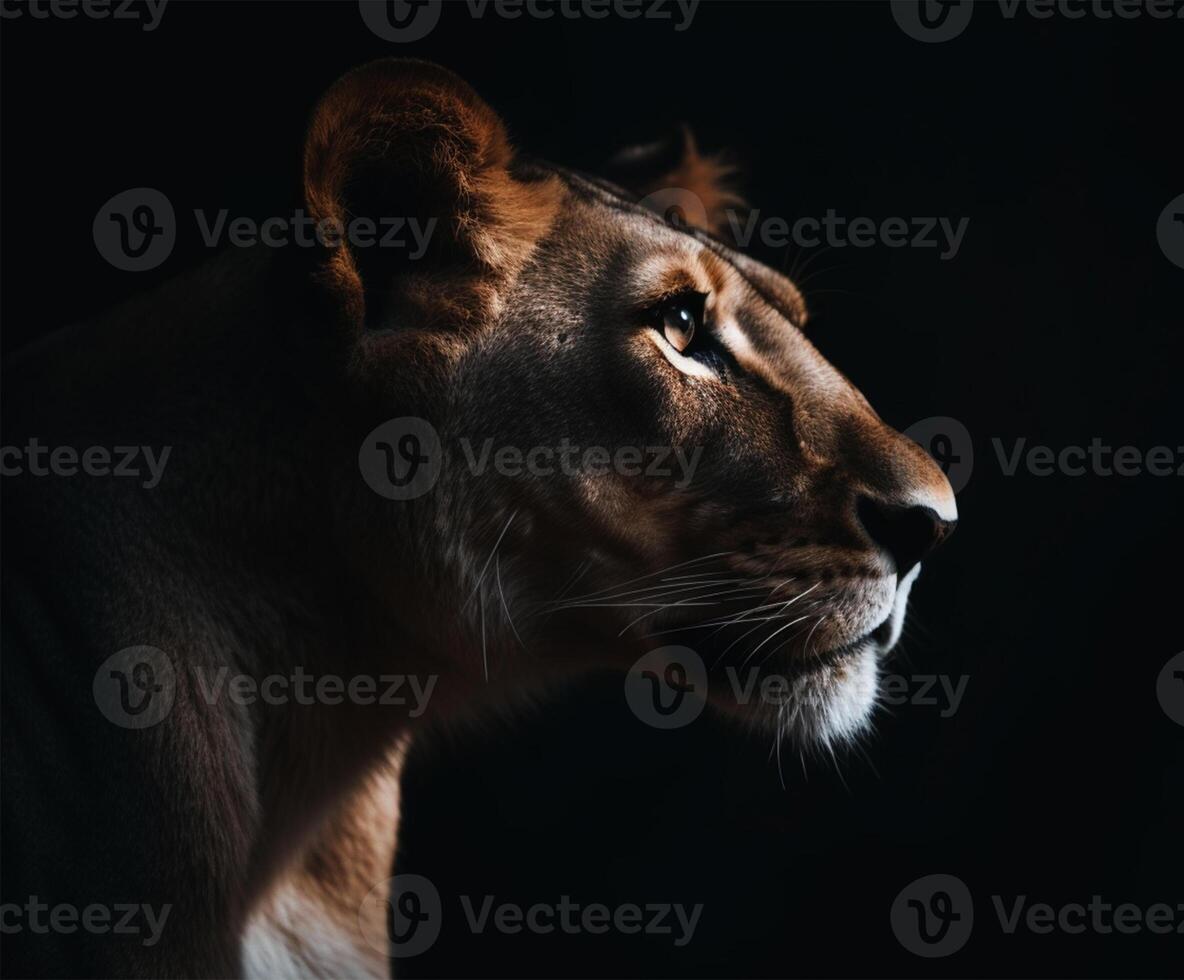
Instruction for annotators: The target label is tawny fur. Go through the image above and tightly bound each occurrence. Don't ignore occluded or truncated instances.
[1,59,954,979]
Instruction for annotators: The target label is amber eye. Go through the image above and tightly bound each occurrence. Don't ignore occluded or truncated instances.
[660,296,700,353]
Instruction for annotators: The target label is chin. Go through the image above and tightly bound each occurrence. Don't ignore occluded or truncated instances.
[711,566,921,748]
[712,640,880,749]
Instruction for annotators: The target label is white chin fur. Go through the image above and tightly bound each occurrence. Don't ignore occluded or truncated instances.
[768,567,921,748]
[787,646,879,746]
[728,567,922,749]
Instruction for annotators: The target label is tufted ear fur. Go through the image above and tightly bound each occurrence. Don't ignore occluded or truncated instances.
[605,124,743,238]
[302,59,561,334]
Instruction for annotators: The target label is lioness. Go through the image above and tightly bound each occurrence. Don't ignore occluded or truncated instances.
[0,59,955,977]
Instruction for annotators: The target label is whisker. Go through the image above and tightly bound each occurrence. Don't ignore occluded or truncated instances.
[775,702,787,790]
[738,614,812,669]
[557,551,736,604]
[756,620,815,669]
[479,588,488,682]
[710,581,821,644]
[548,577,750,609]
[551,560,591,602]
[463,510,518,611]
[803,614,828,663]
[825,739,851,795]
[617,583,776,637]
[709,586,809,667]
[641,580,817,645]
[660,571,747,582]
[496,553,526,651]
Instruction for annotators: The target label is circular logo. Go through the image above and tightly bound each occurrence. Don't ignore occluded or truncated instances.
[904,416,973,494]
[1156,194,1184,270]
[624,645,707,730]
[359,874,442,958]
[890,873,974,958]
[93,646,176,729]
[891,0,974,43]
[358,417,442,501]
[637,186,710,234]
[1156,651,1184,726]
[93,188,176,272]
[358,0,441,42]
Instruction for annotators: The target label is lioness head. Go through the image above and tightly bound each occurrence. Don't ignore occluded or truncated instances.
[305,60,956,746]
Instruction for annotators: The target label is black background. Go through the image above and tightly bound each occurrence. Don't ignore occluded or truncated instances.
[3,1,1182,977]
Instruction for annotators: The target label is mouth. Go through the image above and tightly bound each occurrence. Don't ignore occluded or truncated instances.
[545,552,901,683]
[557,557,903,745]
[607,567,899,681]
[680,612,887,697]
[780,616,890,681]
[702,621,885,746]
[820,630,879,664]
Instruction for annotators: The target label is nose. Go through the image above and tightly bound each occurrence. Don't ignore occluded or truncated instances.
[856,496,957,578]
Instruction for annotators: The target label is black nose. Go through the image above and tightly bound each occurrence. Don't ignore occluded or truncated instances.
[856,497,956,578]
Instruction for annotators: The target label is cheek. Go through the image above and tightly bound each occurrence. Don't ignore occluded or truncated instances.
[457,336,674,488]
[660,387,795,499]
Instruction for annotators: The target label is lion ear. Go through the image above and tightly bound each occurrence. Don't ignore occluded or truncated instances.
[605,125,743,238]
[302,59,560,334]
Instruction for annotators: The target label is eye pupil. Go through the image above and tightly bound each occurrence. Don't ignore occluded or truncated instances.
[662,301,696,353]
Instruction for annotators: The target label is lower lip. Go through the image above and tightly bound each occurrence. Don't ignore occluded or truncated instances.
[820,635,873,663]
[820,616,891,663]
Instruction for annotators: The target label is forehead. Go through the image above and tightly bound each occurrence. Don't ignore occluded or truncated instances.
[546,164,807,329]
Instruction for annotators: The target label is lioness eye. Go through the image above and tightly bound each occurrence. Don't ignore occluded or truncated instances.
[661,298,698,353]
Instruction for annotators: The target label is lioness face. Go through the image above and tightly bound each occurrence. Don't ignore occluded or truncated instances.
[308,62,956,746]
[451,174,956,744]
